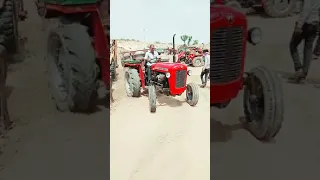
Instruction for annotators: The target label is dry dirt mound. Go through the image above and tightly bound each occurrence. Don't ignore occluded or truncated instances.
[115,39,209,52]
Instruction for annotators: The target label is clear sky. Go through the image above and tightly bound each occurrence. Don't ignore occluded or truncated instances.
[110,0,209,44]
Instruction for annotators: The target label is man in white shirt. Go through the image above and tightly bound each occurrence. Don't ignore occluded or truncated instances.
[200,49,210,88]
[144,44,160,83]
[289,0,320,83]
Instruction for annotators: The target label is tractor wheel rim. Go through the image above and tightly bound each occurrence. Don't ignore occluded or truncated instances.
[186,86,193,101]
[245,77,264,123]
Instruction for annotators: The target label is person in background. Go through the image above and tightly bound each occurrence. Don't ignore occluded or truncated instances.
[200,49,210,88]
[288,0,320,83]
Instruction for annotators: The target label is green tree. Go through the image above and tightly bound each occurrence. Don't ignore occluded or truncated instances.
[187,36,192,46]
[180,35,189,45]
[193,40,198,45]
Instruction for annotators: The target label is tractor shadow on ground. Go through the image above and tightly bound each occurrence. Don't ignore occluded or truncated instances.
[141,88,184,107]
[210,117,244,143]
[197,83,210,89]
[157,95,184,107]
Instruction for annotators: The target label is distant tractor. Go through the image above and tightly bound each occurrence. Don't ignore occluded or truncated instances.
[177,46,204,67]
[214,0,300,18]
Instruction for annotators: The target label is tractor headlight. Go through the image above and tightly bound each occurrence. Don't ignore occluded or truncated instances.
[248,27,262,45]
[165,72,171,78]
[187,70,192,76]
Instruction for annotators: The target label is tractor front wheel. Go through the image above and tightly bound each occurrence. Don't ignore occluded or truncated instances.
[47,23,99,112]
[186,83,199,106]
[125,68,141,97]
[148,85,156,113]
[243,66,284,141]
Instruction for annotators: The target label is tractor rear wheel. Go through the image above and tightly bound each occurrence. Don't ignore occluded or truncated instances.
[148,85,156,113]
[125,68,141,97]
[225,0,244,12]
[192,57,203,67]
[263,0,297,17]
[243,66,284,141]
[186,83,199,106]
[0,0,19,54]
[47,23,99,112]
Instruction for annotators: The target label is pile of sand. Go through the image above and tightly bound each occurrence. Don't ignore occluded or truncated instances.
[114,39,209,52]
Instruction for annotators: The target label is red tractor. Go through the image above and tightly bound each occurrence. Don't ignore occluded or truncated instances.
[177,47,204,67]
[214,0,299,18]
[211,3,284,141]
[122,35,199,113]
[35,0,110,112]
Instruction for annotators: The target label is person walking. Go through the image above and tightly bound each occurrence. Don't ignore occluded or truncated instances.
[289,0,320,83]
[200,49,210,88]
[313,22,320,60]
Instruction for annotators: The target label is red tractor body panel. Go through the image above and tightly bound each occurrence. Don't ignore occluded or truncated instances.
[210,4,248,104]
[151,62,188,95]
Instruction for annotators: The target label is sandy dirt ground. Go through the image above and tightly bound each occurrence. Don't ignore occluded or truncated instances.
[211,15,320,179]
[110,44,210,180]
[0,2,109,180]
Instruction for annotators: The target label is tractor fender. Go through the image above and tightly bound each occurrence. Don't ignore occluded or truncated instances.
[0,0,5,9]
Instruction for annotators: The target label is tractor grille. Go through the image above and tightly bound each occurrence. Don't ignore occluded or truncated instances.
[175,70,186,88]
[210,27,244,83]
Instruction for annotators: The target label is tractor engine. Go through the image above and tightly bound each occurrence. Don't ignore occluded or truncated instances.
[150,71,170,95]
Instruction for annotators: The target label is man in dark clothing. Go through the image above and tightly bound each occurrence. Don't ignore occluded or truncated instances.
[312,24,320,60]
[200,49,210,88]
[289,0,320,83]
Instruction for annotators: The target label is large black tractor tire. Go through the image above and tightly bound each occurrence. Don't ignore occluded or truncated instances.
[263,0,297,18]
[243,66,284,141]
[148,85,156,113]
[47,23,99,112]
[192,57,203,67]
[0,0,19,54]
[124,68,141,97]
[186,83,199,106]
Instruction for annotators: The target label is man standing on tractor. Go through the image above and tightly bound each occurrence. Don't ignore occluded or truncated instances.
[200,49,210,88]
[289,0,320,83]
[144,44,159,83]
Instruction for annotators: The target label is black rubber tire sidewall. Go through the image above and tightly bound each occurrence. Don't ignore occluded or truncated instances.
[186,83,199,106]
[148,85,156,113]
[0,0,18,54]
[243,66,284,141]
[47,23,99,112]
[125,68,141,97]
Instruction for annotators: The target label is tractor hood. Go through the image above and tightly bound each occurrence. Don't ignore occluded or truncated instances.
[151,62,188,73]
[210,4,247,27]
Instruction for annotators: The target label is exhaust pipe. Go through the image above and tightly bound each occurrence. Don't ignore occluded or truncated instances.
[173,34,176,63]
